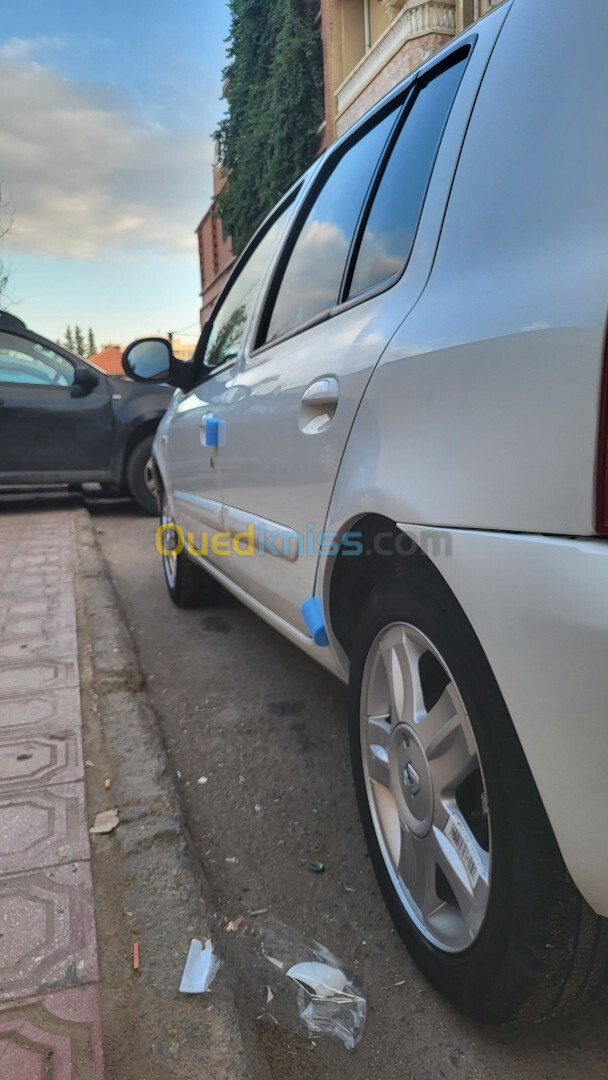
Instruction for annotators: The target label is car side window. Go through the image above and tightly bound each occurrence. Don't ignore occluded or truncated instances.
[203,202,293,370]
[263,106,400,345]
[348,53,469,299]
[0,333,75,386]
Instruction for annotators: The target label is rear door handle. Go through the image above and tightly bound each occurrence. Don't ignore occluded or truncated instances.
[301,377,339,408]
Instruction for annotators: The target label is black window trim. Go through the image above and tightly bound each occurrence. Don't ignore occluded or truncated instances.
[252,34,477,357]
[0,329,78,390]
[191,180,303,386]
[341,43,473,306]
[253,90,412,352]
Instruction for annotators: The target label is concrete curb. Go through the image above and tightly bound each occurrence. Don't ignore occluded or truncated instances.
[73,508,268,1080]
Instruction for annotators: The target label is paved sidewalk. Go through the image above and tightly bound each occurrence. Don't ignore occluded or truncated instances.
[0,510,103,1078]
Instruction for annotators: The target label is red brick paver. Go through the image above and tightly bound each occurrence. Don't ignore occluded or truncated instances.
[0,511,104,1078]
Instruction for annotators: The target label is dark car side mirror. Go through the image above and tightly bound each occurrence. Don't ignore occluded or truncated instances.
[122,337,192,390]
[71,366,100,398]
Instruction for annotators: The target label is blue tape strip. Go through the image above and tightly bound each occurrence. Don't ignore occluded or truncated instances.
[205,417,227,448]
[301,597,329,648]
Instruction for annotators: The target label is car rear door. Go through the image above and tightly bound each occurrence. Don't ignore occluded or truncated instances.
[212,45,476,634]
[0,331,113,478]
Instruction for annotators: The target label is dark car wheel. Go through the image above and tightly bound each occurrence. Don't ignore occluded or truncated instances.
[159,494,224,608]
[348,564,608,1024]
[125,435,158,515]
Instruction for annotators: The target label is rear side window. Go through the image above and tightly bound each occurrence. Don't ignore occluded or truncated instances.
[264,106,400,344]
[348,53,469,299]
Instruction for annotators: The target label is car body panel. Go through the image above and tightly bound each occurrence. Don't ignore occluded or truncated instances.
[159,381,226,570]
[183,8,510,634]
[350,0,608,538]
[396,525,608,918]
[0,323,173,486]
[317,0,608,914]
[106,375,173,485]
[0,376,114,476]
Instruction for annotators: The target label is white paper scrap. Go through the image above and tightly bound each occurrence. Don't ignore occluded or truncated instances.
[179,938,222,994]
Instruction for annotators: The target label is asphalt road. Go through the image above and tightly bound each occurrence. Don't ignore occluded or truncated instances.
[7,491,606,1079]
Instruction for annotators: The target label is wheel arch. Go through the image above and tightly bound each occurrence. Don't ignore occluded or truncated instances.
[121,419,161,483]
[326,513,449,660]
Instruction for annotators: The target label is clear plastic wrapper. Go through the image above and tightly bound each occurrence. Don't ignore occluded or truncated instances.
[215,915,366,1050]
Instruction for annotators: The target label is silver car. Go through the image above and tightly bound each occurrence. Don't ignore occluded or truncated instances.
[123,0,608,1023]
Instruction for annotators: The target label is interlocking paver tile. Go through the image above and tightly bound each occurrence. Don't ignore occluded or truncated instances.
[1,595,75,619]
[0,729,83,792]
[0,689,81,736]
[0,985,104,1079]
[0,633,77,663]
[0,659,79,697]
[0,783,89,873]
[0,613,76,639]
[0,863,98,1002]
[0,577,75,597]
[10,561,72,578]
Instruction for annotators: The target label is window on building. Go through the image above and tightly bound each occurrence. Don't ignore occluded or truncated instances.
[347,53,469,299]
[263,105,399,344]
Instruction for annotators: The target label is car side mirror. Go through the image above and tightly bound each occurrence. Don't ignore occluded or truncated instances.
[122,337,192,390]
[71,366,100,398]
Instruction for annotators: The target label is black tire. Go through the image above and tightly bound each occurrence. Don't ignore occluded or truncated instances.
[348,557,608,1024]
[125,435,158,515]
[159,504,224,609]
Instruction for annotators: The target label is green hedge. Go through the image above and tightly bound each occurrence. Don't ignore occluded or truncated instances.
[215,0,323,255]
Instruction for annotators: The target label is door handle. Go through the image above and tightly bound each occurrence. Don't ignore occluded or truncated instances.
[301,377,339,408]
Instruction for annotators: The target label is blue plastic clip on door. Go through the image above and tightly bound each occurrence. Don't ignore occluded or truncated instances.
[301,597,329,647]
[205,417,227,448]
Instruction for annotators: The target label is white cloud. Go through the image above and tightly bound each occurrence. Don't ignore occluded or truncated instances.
[0,36,66,66]
[0,42,214,260]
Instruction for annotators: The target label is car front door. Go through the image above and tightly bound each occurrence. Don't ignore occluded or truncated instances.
[162,201,295,569]
[0,332,114,479]
[211,49,472,634]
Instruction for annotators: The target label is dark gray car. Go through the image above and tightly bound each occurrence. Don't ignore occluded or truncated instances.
[0,310,173,513]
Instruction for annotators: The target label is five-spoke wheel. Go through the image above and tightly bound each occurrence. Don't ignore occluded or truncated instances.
[361,622,490,953]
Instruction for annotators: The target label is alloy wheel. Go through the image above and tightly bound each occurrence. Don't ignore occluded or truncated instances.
[360,622,491,952]
[160,495,178,590]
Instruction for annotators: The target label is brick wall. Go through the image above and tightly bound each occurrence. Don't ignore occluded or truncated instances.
[196,162,235,327]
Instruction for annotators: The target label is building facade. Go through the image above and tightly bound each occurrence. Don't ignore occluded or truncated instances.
[195,161,235,327]
[320,0,502,142]
[197,1,500,326]
[170,337,196,362]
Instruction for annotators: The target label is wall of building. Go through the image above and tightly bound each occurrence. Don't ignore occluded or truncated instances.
[322,0,504,144]
[171,337,196,361]
[195,162,235,328]
[337,29,452,136]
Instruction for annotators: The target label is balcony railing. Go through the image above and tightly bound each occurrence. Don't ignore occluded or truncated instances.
[335,0,456,116]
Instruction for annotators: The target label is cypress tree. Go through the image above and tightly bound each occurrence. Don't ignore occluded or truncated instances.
[74,326,86,357]
[87,328,97,358]
[64,325,75,351]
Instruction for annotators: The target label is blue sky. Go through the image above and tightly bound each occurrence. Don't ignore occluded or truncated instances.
[0,1,231,346]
